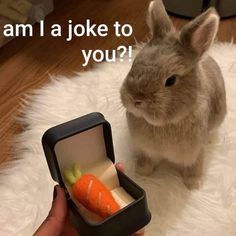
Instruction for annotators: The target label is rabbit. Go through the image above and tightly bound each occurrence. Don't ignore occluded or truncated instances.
[120,0,226,189]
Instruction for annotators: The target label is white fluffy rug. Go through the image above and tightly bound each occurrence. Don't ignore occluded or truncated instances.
[1,43,236,236]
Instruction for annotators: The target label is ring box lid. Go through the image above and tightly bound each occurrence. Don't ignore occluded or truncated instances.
[42,112,116,188]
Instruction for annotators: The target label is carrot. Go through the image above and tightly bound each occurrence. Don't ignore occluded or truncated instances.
[64,164,120,219]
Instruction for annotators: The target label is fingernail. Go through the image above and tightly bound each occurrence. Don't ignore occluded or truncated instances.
[53,185,58,200]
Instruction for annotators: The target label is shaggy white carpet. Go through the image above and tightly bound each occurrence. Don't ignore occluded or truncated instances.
[1,43,236,236]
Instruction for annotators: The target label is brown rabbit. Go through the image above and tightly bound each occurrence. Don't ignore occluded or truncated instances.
[120,0,226,189]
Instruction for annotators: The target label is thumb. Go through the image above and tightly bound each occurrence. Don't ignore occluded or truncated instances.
[33,185,68,236]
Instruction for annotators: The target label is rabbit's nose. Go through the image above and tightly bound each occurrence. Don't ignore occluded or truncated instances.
[134,100,143,107]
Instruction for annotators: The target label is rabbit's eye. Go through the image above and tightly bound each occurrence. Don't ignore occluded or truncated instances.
[165,76,176,87]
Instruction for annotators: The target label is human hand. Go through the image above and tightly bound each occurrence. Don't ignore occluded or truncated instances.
[34,163,144,236]
[33,184,79,236]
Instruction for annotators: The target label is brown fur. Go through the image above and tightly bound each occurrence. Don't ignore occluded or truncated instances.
[120,0,226,189]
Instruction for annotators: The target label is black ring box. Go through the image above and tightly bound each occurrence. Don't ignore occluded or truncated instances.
[42,112,151,236]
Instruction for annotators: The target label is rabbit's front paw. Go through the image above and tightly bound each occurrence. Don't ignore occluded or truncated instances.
[135,154,155,176]
[181,155,204,190]
[183,175,202,190]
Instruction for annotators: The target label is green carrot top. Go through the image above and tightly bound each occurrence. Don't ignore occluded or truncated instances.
[64,164,82,185]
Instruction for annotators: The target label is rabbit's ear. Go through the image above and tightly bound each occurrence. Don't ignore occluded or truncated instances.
[147,0,175,40]
[180,8,219,57]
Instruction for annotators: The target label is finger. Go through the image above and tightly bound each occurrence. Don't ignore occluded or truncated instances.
[33,185,68,236]
[133,228,145,236]
[115,162,125,172]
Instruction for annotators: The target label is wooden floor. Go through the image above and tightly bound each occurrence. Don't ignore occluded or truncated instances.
[0,0,236,164]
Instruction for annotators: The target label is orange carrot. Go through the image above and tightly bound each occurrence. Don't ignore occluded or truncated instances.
[64,164,120,219]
